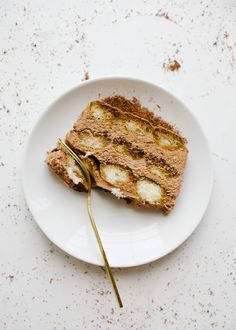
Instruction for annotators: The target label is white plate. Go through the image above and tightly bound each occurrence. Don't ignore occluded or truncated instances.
[22,77,213,267]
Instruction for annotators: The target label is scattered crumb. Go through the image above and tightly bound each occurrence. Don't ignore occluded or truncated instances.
[82,71,90,81]
[208,288,214,296]
[7,275,14,281]
[224,31,229,39]
[213,41,217,47]
[155,10,173,21]
[163,59,181,72]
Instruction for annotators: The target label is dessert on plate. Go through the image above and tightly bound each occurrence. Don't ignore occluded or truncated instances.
[46,96,188,214]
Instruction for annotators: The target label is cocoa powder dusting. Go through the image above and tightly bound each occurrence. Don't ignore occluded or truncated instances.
[102,95,182,137]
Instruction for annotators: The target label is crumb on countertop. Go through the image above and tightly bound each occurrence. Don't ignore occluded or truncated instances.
[163,59,181,72]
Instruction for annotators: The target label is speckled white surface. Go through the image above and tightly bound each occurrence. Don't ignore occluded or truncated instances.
[1,1,236,329]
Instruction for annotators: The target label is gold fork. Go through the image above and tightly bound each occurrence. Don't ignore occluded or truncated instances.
[59,139,123,308]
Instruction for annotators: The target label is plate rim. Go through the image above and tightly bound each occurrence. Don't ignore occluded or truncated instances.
[22,76,213,267]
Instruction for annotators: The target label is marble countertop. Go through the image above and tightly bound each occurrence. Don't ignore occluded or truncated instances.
[1,1,236,329]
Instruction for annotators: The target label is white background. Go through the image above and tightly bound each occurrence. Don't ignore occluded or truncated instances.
[1,0,236,329]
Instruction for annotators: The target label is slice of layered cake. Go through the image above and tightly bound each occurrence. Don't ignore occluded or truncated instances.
[46,96,188,214]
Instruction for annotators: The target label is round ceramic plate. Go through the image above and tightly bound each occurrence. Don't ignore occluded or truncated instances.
[22,77,213,267]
